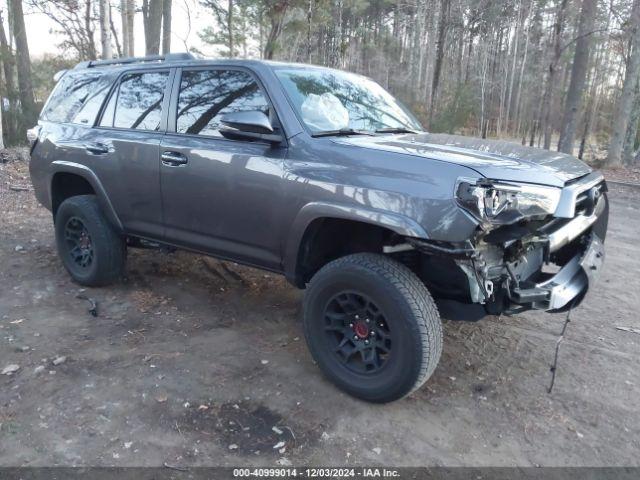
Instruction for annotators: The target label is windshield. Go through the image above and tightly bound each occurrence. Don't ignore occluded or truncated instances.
[275,67,422,134]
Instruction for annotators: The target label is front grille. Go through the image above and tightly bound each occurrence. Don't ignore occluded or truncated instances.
[578,181,605,216]
[574,190,590,215]
[570,180,605,217]
[555,172,605,218]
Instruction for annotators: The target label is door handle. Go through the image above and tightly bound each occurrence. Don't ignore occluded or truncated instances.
[85,142,109,155]
[161,151,188,166]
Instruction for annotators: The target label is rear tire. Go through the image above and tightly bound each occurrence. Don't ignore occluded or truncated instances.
[54,195,125,286]
[303,253,442,403]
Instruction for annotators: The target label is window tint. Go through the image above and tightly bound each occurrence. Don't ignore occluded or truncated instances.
[176,69,269,136]
[113,71,169,130]
[41,72,113,125]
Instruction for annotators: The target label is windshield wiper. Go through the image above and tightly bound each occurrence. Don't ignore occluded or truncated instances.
[375,127,420,134]
[312,128,376,138]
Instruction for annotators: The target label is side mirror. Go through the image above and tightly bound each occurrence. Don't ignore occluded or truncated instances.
[219,111,283,144]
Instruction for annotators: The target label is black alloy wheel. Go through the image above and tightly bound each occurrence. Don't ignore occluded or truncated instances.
[303,253,442,403]
[324,291,392,374]
[54,195,126,286]
[64,216,94,269]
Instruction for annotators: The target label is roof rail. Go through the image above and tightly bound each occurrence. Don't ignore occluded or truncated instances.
[75,52,196,69]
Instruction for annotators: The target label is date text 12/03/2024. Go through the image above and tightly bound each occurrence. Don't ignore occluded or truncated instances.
[233,468,401,477]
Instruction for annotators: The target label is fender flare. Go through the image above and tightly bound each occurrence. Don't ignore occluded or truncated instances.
[283,201,429,285]
[50,160,124,231]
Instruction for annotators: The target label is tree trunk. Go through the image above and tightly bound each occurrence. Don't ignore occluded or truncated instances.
[479,32,491,138]
[579,3,612,159]
[9,0,37,133]
[485,26,503,138]
[514,9,532,137]
[423,0,438,107]
[334,0,343,67]
[162,0,172,54]
[579,50,603,160]
[263,1,289,60]
[0,99,4,149]
[505,1,522,133]
[110,4,123,57]
[0,10,17,145]
[498,26,512,136]
[328,0,342,67]
[85,0,98,59]
[607,0,640,166]
[527,0,545,147]
[557,0,597,154]
[121,0,130,56]
[306,0,313,62]
[622,81,640,163]
[227,0,233,56]
[100,0,113,59]
[541,0,569,150]
[409,1,423,102]
[429,0,450,125]
[143,0,163,55]
[126,0,135,56]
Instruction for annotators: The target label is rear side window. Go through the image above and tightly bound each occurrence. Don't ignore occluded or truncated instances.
[111,71,169,131]
[176,69,269,136]
[41,72,113,125]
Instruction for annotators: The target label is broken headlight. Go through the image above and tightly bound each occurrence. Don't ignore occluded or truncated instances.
[456,179,561,226]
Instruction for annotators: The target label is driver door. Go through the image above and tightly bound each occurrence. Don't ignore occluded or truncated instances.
[160,67,287,270]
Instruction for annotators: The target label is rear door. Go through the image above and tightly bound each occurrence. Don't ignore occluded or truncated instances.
[92,68,173,238]
[159,67,287,270]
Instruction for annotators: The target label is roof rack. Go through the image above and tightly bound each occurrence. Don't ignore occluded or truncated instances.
[75,52,196,69]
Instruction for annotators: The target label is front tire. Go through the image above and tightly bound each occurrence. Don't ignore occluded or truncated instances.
[54,195,126,286]
[303,253,442,403]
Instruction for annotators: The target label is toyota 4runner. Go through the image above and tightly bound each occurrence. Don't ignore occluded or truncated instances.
[29,53,608,402]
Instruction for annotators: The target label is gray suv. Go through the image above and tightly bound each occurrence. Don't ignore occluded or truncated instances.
[29,53,608,402]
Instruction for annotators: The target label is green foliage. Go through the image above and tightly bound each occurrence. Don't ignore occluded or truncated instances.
[31,55,76,104]
[16,0,640,155]
[199,0,263,57]
[428,86,475,134]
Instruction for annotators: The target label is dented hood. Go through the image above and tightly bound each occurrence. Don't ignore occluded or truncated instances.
[332,132,592,187]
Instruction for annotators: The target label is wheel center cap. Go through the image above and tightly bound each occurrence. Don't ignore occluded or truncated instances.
[353,321,369,339]
[79,233,90,249]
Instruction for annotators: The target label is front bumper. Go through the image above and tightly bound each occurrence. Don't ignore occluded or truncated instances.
[407,174,608,316]
[510,233,604,310]
[508,191,608,311]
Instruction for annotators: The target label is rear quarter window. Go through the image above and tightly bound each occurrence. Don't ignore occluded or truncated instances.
[41,72,114,125]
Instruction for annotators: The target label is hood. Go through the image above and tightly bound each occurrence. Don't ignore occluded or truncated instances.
[332,132,592,188]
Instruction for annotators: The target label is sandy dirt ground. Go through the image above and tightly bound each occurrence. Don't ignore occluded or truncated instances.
[1,150,639,467]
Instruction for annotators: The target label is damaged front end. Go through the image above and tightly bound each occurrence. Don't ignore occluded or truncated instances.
[399,172,608,316]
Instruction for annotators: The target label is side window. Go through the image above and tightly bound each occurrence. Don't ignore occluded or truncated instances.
[113,71,169,130]
[41,72,113,125]
[176,69,269,136]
